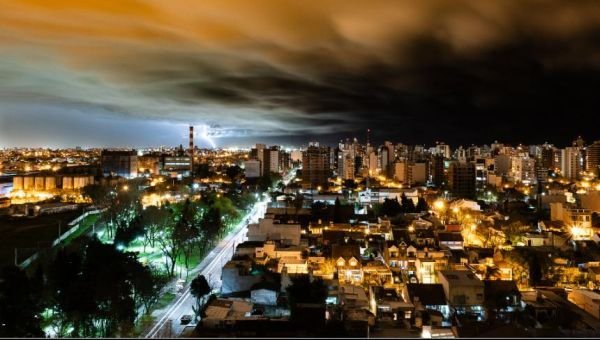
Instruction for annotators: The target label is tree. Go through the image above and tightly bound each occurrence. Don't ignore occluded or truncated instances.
[114,215,144,248]
[343,179,357,190]
[258,173,274,192]
[157,218,185,278]
[380,198,402,217]
[140,206,171,251]
[333,197,343,223]
[195,163,213,179]
[286,275,328,323]
[0,266,45,337]
[46,248,95,337]
[400,193,416,213]
[225,165,243,182]
[177,203,200,279]
[81,239,137,337]
[190,275,211,321]
[82,184,110,206]
[129,262,163,315]
[201,206,223,242]
[416,197,430,212]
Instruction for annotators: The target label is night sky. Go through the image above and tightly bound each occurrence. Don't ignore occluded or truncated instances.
[1,0,600,148]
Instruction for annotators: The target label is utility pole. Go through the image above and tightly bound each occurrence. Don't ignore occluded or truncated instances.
[14,248,17,266]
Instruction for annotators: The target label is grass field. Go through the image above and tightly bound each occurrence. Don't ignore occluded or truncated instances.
[0,209,85,267]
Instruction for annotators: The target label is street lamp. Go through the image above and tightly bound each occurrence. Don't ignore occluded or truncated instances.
[433,200,445,211]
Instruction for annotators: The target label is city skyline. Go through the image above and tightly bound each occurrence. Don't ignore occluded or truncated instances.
[2,0,600,148]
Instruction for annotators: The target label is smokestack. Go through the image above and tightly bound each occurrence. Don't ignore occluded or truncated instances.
[189,125,194,176]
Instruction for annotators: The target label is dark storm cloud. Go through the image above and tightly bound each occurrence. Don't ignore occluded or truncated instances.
[1,0,600,147]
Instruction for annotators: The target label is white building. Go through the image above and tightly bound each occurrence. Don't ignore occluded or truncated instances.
[247,214,301,245]
[244,159,261,178]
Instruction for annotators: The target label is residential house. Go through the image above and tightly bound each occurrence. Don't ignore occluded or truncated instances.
[438,270,486,318]
[483,280,521,321]
[202,298,254,329]
[251,281,280,306]
[404,283,450,320]
[369,285,414,321]
[362,260,393,286]
[437,232,464,250]
[247,214,302,245]
[221,260,263,295]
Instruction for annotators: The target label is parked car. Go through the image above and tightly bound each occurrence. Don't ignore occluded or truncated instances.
[180,314,193,325]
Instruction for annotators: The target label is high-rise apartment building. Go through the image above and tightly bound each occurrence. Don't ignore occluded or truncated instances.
[511,155,536,184]
[561,147,582,180]
[448,162,476,199]
[301,145,331,190]
[431,154,445,187]
[586,140,600,176]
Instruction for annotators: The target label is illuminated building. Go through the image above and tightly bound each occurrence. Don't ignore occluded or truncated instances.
[560,146,582,180]
[511,155,536,184]
[161,156,191,177]
[586,140,600,176]
[438,270,485,319]
[137,154,161,175]
[550,202,593,240]
[101,149,138,178]
[435,143,452,159]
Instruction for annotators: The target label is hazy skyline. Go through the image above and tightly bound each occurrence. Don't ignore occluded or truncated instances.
[1,0,600,148]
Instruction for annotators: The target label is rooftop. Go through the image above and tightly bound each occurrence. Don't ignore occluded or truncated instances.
[439,270,483,286]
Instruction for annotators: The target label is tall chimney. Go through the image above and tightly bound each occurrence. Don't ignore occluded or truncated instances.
[189,125,194,176]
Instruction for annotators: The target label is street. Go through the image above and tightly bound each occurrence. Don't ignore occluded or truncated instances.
[142,198,268,338]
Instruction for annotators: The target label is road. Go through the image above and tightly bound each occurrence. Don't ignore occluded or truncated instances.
[142,198,268,338]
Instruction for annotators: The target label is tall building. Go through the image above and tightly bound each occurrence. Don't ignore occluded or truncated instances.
[243,159,261,178]
[101,150,138,179]
[511,155,536,184]
[586,140,600,176]
[393,161,407,183]
[431,154,445,187]
[436,142,452,159]
[341,152,355,180]
[494,154,511,176]
[561,147,582,180]
[540,144,554,170]
[265,146,281,174]
[337,141,356,180]
[448,162,476,199]
[301,145,331,190]
[408,162,428,186]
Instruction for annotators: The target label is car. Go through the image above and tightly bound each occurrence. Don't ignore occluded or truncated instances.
[175,279,186,294]
[180,314,193,325]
